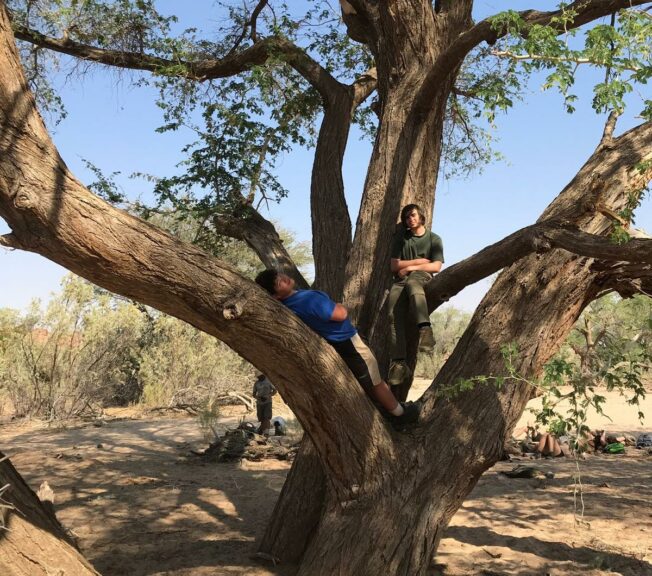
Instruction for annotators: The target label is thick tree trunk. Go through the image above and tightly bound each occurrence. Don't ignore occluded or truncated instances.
[0,0,395,502]
[342,87,450,335]
[259,8,470,556]
[342,2,471,335]
[257,437,325,562]
[2,1,652,574]
[260,122,652,574]
[0,452,100,576]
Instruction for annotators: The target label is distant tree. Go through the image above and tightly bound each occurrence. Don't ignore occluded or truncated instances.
[0,275,144,418]
[534,294,652,435]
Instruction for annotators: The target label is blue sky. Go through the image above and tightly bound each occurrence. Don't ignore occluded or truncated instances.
[1,2,651,312]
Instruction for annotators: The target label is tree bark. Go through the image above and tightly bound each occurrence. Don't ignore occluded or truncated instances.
[341,2,473,346]
[3,1,652,575]
[213,206,309,289]
[257,437,325,563]
[0,452,100,576]
[0,1,395,500]
[310,71,376,298]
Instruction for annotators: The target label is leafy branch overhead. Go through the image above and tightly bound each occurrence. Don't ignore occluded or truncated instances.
[488,8,652,116]
[3,2,652,573]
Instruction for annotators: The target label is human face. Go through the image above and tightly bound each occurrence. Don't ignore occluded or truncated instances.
[274,274,296,300]
[404,209,422,232]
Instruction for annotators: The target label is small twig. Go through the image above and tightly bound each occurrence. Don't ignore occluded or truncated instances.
[491,50,640,73]
[482,547,502,559]
[600,110,620,145]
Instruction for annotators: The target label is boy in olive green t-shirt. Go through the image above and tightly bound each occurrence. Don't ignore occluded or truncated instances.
[388,204,444,385]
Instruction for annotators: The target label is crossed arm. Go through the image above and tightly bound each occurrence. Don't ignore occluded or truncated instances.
[391,258,443,277]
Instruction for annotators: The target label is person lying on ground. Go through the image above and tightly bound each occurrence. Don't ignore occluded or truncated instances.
[534,432,571,458]
[518,426,571,458]
[255,269,420,427]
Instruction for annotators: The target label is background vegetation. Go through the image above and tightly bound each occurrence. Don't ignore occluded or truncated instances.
[2,266,648,423]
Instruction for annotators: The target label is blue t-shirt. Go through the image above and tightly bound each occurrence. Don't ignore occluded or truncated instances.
[282,290,357,342]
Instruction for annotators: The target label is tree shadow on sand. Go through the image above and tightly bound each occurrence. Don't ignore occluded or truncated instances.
[1,417,296,575]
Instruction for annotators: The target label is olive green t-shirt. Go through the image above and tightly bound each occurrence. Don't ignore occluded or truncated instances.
[390,229,444,264]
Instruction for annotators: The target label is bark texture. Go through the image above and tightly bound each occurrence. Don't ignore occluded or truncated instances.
[0,452,100,576]
[3,1,652,575]
[213,206,309,289]
[0,0,396,505]
[310,72,376,298]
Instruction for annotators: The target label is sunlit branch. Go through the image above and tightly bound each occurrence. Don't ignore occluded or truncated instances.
[426,222,652,311]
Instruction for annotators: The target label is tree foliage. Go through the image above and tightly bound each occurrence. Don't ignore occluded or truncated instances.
[1,2,652,572]
[0,274,256,419]
[535,293,652,435]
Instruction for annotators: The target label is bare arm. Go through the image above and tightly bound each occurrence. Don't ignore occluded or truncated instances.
[390,257,431,274]
[330,303,348,322]
[397,260,442,277]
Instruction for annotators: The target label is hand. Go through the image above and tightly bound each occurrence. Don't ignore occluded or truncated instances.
[397,267,411,278]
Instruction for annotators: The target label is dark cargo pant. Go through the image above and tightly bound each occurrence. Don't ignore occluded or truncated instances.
[388,270,431,359]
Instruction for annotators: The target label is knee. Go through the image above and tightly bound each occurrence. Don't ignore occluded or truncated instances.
[405,280,425,297]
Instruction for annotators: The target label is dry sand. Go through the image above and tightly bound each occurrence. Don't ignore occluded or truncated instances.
[0,384,650,576]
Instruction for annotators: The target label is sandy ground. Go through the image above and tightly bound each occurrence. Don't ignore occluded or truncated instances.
[0,383,651,576]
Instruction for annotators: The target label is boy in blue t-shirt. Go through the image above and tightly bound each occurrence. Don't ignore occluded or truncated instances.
[255,269,419,426]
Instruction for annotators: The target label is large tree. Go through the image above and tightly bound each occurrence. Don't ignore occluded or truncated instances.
[1,1,652,575]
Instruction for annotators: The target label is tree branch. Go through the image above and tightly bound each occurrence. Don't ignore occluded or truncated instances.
[212,207,309,289]
[0,232,22,249]
[416,0,651,112]
[11,22,345,100]
[600,110,621,146]
[490,49,641,73]
[12,23,271,79]
[339,0,375,45]
[310,69,377,298]
[351,67,377,107]
[223,0,269,56]
[592,261,652,298]
[425,222,652,311]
